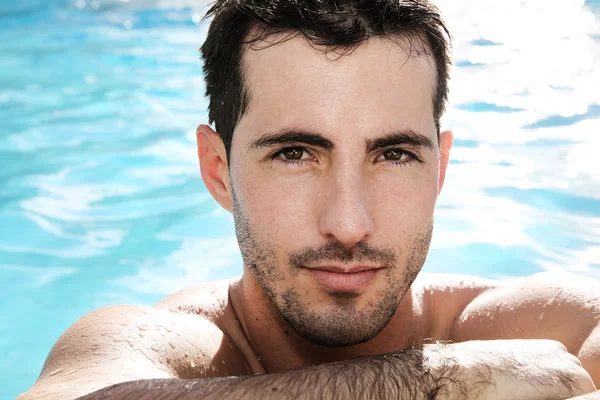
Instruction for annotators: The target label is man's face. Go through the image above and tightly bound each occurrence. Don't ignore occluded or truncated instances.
[227,35,447,347]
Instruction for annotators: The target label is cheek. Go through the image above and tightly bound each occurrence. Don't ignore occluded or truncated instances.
[372,168,438,227]
[238,171,314,236]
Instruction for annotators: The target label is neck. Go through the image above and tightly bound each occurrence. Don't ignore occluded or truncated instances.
[230,266,423,373]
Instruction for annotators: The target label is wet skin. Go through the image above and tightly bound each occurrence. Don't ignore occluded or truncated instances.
[20,35,600,400]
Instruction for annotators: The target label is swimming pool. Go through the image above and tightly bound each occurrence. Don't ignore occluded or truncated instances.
[1,0,598,398]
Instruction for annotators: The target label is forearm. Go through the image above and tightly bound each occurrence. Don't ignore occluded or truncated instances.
[77,345,463,400]
[570,391,600,400]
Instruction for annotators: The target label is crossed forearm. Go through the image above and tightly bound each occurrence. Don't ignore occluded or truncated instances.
[74,339,595,400]
[77,345,465,400]
[569,392,600,399]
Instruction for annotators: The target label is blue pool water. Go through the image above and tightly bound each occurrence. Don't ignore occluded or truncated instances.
[1,0,599,398]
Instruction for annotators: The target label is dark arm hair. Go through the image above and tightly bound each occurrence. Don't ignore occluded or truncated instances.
[76,345,470,400]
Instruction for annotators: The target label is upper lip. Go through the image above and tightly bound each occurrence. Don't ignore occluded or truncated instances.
[305,265,381,274]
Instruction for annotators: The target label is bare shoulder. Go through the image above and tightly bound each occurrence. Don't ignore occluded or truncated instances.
[449,271,600,353]
[154,277,237,326]
[412,273,502,339]
[20,280,247,400]
[414,272,501,293]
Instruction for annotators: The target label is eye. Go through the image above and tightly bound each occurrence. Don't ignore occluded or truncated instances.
[382,149,405,161]
[375,148,420,165]
[280,147,304,160]
[271,146,313,165]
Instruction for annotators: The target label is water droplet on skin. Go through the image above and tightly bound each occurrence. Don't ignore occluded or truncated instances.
[538,312,545,320]
[190,361,196,368]
[169,342,175,349]
[138,332,145,338]
[49,369,62,376]
[449,288,454,293]
[184,353,189,358]
[150,346,159,352]
[459,280,464,285]
[137,324,149,331]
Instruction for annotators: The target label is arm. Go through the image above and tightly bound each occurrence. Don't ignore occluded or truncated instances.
[570,325,600,399]
[79,339,594,400]
[18,305,248,400]
[450,272,600,396]
[78,346,438,400]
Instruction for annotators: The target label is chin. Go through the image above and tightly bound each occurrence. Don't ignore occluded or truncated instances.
[279,287,400,347]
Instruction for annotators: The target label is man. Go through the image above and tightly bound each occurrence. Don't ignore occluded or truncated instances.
[20,0,600,399]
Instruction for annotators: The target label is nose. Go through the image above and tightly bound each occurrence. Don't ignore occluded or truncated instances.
[318,170,375,248]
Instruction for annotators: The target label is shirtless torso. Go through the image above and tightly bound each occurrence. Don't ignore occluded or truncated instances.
[20,272,600,399]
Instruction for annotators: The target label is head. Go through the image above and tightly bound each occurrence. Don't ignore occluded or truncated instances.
[197,0,453,347]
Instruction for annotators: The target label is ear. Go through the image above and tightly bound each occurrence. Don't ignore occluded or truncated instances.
[196,124,232,212]
[437,129,453,195]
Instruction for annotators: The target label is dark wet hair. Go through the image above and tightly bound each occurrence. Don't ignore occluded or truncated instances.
[200,0,452,159]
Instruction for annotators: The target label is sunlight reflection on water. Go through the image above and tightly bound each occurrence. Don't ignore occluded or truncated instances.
[0,0,598,398]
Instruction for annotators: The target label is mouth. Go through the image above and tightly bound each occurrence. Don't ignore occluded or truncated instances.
[303,265,382,292]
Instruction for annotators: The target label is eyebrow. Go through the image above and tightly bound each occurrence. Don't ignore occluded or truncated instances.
[248,129,335,151]
[365,130,435,153]
[247,128,435,152]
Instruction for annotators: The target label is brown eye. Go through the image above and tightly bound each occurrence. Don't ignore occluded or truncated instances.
[282,147,304,160]
[382,149,405,161]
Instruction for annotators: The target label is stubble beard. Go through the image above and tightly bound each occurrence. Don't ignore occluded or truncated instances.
[232,188,433,347]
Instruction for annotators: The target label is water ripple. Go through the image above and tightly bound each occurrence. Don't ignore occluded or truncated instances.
[0,1,598,399]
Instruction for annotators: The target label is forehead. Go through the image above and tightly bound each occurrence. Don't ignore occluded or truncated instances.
[236,34,438,144]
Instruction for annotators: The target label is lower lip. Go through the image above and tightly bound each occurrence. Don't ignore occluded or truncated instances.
[306,269,380,291]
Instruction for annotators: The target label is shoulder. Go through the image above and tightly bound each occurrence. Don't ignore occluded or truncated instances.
[449,271,600,353]
[412,273,502,339]
[154,277,239,330]
[21,281,247,400]
[414,272,501,293]
[69,303,242,376]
